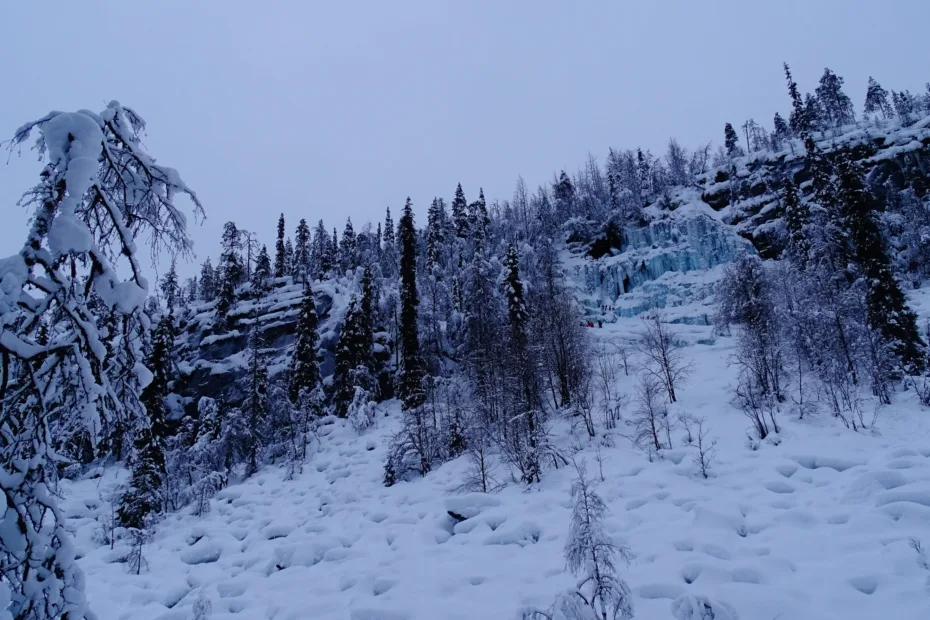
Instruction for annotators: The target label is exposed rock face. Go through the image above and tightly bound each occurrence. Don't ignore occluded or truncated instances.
[173,277,362,412]
[702,117,930,258]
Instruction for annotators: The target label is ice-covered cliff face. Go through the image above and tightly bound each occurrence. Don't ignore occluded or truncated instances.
[567,115,930,323]
[566,197,754,322]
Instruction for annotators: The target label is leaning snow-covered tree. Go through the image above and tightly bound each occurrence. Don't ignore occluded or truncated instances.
[1,103,203,620]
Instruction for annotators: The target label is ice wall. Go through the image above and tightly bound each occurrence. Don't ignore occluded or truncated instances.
[569,207,754,320]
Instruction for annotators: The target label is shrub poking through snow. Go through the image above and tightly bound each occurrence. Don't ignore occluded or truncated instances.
[693,417,718,479]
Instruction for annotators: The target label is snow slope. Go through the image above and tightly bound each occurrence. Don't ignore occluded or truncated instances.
[61,296,930,620]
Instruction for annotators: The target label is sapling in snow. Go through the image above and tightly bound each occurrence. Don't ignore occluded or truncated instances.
[693,417,718,479]
[564,460,634,619]
[523,460,633,620]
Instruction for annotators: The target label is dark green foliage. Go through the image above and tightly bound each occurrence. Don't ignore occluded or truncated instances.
[724,123,742,157]
[383,456,397,487]
[398,198,426,410]
[340,218,357,273]
[864,77,892,119]
[452,183,469,239]
[274,213,287,277]
[785,63,809,136]
[312,220,330,279]
[383,207,395,246]
[359,265,375,349]
[251,244,272,293]
[119,314,174,528]
[160,259,180,313]
[118,430,165,529]
[243,327,269,475]
[215,273,235,324]
[284,237,294,275]
[220,221,245,286]
[504,243,528,348]
[217,221,244,323]
[816,67,855,128]
[289,284,321,404]
[199,258,216,301]
[469,189,490,250]
[294,218,311,283]
[331,295,373,417]
[426,197,446,270]
[834,154,926,373]
[782,180,810,263]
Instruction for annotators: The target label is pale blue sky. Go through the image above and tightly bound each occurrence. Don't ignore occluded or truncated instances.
[2,1,928,279]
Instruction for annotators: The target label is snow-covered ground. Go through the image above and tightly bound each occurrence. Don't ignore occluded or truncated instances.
[62,293,930,620]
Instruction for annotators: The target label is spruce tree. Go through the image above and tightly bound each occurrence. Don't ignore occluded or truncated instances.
[383,206,396,246]
[785,62,809,136]
[274,213,287,277]
[816,67,855,128]
[294,218,311,283]
[398,197,426,410]
[313,219,331,278]
[160,259,180,313]
[636,149,652,200]
[284,237,295,276]
[804,93,824,133]
[119,428,165,529]
[360,265,375,349]
[724,122,742,157]
[504,243,534,407]
[332,295,369,417]
[607,147,623,215]
[864,77,892,119]
[503,242,541,483]
[426,197,446,271]
[893,90,916,124]
[145,314,175,443]
[243,326,269,475]
[471,188,490,250]
[289,284,321,403]
[199,258,216,301]
[381,207,397,278]
[340,217,357,272]
[251,244,272,293]
[504,243,528,350]
[220,221,245,285]
[216,269,236,325]
[119,314,173,528]
[451,183,469,239]
[331,227,339,274]
[185,277,198,304]
[782,179,810,263]
[773,112,790,150]
[834,154,926,373]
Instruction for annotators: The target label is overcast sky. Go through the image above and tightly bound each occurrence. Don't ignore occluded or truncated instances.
[2,1,929,279]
